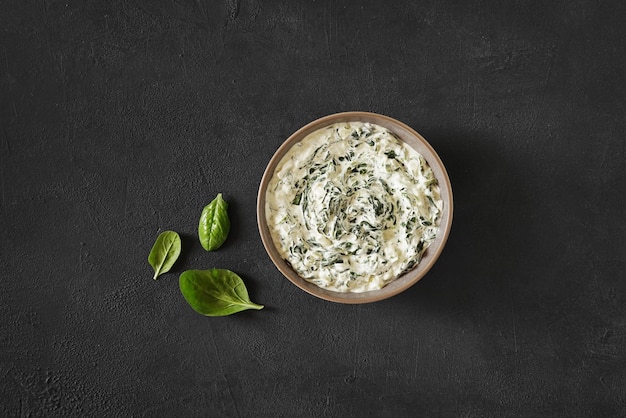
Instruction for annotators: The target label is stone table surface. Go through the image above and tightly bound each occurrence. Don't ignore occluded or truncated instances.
[1,1,625,416]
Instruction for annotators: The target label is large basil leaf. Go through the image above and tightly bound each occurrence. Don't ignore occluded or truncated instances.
[198,193,230,251]
[148,230,182,280]
[179,269,264,316]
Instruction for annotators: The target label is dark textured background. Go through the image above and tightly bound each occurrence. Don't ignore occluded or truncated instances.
[2,0,626,416]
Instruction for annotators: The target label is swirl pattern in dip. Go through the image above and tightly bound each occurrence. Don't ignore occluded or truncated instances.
[265,122,442,292]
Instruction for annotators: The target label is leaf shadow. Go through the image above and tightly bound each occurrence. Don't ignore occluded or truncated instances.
[212,195,248,252]
[174,232,198,272]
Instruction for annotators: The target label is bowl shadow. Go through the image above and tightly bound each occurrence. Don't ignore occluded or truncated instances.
[391,129,533,315]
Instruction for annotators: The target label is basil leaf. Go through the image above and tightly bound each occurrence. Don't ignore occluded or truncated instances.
[148,230,182,280]
[179,269,264,316]
[198,193,230,251]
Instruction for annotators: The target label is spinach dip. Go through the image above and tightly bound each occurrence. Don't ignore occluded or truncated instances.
[265,122,442,292]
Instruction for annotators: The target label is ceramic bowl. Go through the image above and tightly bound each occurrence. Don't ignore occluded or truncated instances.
[257,112,453,303]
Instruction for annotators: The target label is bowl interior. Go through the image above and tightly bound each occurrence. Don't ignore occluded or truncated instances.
[257,112,453,303]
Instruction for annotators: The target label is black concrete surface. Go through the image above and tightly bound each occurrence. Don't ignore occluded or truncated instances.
[2,1,626,416]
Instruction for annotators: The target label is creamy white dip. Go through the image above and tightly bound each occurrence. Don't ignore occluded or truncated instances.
[266,122,442,292]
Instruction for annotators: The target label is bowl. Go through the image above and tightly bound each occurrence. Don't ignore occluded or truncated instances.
[257,111,453,303]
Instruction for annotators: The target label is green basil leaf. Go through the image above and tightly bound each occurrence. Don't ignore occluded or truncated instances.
[179,269,264,316]
[198,193,230,251]
[148,230,182,280]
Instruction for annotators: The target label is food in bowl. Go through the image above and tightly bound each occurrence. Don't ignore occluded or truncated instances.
[265,121,443,293]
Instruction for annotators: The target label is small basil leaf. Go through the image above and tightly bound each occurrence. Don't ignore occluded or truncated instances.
[148,231,182,280]
[179,269,264,316]
[198,193,231,251]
